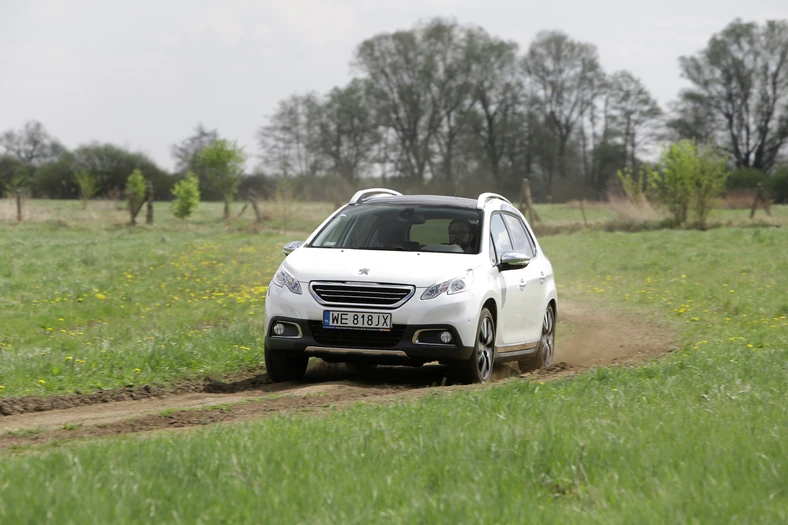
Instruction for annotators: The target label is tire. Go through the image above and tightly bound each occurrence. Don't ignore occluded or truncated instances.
[453,308,495,384]
[518,303,556,373]
[345,362,378,374]
[264,346,308,382]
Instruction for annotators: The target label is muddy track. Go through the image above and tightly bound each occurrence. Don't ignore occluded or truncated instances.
[0,301,677,450]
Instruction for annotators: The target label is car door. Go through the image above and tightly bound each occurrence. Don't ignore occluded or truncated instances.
[501,214,545,344]
[489,213,526,345]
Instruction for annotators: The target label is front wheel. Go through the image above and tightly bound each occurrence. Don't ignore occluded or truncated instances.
[518,304,556,373]
[453,308,495,384]
[264,346,308,382]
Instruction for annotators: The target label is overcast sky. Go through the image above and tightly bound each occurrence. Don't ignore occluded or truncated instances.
[2,0,786,171]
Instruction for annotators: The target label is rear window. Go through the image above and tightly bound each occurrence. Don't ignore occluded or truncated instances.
[309,204,483,254]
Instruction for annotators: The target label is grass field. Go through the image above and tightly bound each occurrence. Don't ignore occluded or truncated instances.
[0,199,786,523]
[0,224,290,396]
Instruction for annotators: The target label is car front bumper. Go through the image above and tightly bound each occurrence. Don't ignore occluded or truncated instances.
[264,316,474,364]
[264,283,483,364]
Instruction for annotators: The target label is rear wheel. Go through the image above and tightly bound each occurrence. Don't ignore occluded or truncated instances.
[518,304,555,373]
[264,346,308,382]
[453,308,495,384]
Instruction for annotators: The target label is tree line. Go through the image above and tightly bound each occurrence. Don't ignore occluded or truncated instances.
[257,17,788,201]
[2,17,787,205]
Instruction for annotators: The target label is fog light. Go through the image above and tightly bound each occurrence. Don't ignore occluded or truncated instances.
[440,331,452,343]
[273,323,285,335]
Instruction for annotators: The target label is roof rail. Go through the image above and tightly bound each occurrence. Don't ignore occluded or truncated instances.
[348,188,402,204]
[476,192,512,209]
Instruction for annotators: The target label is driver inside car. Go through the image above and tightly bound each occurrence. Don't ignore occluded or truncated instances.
[448,219,475,253]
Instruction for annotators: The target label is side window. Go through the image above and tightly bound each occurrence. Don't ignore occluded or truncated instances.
[524,225,538,257]
[490,214,513,262]
[488,236,497,266]
[502,214,535,258]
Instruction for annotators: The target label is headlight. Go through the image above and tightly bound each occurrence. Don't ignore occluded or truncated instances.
[273,267,302,294]
[421,270,473,300]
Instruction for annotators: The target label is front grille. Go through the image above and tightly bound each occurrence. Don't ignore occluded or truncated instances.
[308,322,406,349]
[310,282,415,308]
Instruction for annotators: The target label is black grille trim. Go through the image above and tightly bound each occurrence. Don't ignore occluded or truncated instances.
[308,322,406,349]
[309,281,415,309]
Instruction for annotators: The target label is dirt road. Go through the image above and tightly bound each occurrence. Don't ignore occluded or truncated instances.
[0,301,676,450]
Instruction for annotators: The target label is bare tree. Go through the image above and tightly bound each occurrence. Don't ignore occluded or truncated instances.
[353,22,443,181]
[665,93,718,144]
[170,124,221,199]
[679,19,788,171]
[0,120,64,166]
[466,29,523,184]
[257,93,323,178]
[580,82,627,193]
[312,79,380,183]
[424,20,478,185]
[522,31,604,190]
[608,70,663,168]
[171,123,218,173]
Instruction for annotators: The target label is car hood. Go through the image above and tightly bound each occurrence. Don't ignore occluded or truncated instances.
[283,247,480,288]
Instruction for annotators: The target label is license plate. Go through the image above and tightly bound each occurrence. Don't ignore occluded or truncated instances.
[323,311,392,331]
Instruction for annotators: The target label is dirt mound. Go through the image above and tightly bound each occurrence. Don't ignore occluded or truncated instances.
[0,300,677,450]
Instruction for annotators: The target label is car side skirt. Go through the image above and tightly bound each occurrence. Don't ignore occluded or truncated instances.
[494,340,540,363]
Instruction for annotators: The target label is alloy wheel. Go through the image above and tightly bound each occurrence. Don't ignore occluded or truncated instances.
[540,306,555,367]
[477,315,495,381]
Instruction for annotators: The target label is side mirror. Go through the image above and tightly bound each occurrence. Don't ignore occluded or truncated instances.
[498,250,530,270]
[283,240,305,256]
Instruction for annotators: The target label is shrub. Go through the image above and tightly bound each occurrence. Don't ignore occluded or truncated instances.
[197,140,245,219]
[125,169,147,225]
[171,172,200,219]
[615,165,657,204]
[74,170,100,209]
[726,167,768,191]
[766,166,788,204]
[652,140,729,227]
[125,169,146,205]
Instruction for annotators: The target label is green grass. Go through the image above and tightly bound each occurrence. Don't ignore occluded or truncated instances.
[0,342,785,522]
[531,200,788,229]
[0,197,336,234]
[0,202,786,523]
[5,427,45,438]
[0,222,290,396]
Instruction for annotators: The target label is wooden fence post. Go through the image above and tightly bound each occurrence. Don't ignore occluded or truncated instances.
[750,183,772,219]
[248,189,263,223]
[146,180,154,224]
[518,177,540,224]
[129,194,136,225]
[15,189,22,222]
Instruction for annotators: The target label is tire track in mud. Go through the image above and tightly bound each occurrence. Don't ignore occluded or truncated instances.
[0,300,677,450]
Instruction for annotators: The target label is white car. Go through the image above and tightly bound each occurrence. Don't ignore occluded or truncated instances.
[264,189,558,383]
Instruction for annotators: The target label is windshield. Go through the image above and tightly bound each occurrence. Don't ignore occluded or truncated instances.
[308,204,483,254]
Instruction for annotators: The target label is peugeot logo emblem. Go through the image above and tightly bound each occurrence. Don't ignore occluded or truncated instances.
[358,268,370,276]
